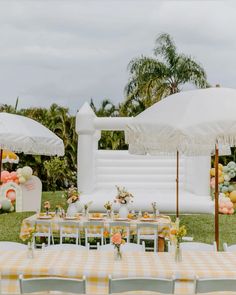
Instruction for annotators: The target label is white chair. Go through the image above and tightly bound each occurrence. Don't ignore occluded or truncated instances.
[109,222,131,243]
[0,241,27,250]
[108,275,175,294]
[98,242,145,252]
[34,220,54,246]
[84,221,104,249]
[223,242,236,252]
[194,276,236,293]
[43,244,89,251]
[19,274,86,294]
[59,221,81,245]
[137,223,158,252]
[168,241,217,252]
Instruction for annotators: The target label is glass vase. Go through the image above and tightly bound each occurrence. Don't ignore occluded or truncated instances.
[27,241,34,259]
[175,244,182,263]
[107,210,112,219]
[114,246,122,261]
[119,204,129,218]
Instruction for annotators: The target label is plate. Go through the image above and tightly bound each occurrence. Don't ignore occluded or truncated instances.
[89,217,104,221]
[37,215,52,220]
[140,218,156,222]
[64,216,78,220]
[114,218,129,221]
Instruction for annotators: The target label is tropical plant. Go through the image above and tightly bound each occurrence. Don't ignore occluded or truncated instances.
[125,33,209,115]
[43,157,70,192]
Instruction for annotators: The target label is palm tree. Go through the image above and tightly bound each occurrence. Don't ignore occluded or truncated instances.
[125,33,209,113]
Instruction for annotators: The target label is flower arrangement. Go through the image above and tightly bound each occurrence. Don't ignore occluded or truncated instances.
[20,227,35,243]
[151,202,159,217]
[104,201,112,211]
[64,185,80,204]
[111,231,125,260]
[43,201,50,215]
[84,201,93,211]
[170,219,187,262]
[170,219,187,245]
[115,186,134,205]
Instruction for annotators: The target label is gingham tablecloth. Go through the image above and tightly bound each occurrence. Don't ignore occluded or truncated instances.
[1,250,236,294]
[20,214,171,238]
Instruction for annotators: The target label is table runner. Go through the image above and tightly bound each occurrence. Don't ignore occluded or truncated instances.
[1,250,236,294]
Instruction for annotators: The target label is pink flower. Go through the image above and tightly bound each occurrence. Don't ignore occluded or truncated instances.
[111,232,122,245]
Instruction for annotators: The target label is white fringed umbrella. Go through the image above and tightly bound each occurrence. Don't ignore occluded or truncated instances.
[0,112,65,180]
[126,87,236,249]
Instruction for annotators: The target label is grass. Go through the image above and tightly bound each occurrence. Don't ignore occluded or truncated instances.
[0,191,235,250]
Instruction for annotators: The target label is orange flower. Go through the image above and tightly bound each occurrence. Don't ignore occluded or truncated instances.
[170,229,177,235]
[111,232,122,245]
[103,231,110,238]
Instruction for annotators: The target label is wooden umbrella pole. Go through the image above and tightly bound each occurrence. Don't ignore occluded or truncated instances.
[214,144,219,250]
[0,149,2,184]
[176,150,179,218]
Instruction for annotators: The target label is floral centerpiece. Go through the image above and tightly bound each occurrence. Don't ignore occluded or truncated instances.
[20,226,35,258]
[114,186,134,218]
[63,186,81,216]
[83,201,93,217]
[104,201,113,218]
[170,219,187,262]
[151,202,159,218]
[65,186,80,204]
[111,231,125,260]
[43,201,50,215]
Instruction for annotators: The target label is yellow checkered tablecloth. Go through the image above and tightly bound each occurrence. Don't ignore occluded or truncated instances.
[1,250,236,294]
[20,214,171,238]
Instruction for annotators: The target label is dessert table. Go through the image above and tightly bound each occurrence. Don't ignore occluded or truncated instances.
[1,250,236,294]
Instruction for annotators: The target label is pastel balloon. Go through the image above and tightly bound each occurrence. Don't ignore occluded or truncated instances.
[223,166,229,173]
[16,168,22,175]
[7,190,16,202]
[21,166,33,179]
[222,207,228,214]
[226,202,233,209]
[227,161,236,169]
[210,177,215,188]
[1,199,12,212]
[218,164,224,171]
[221,186,229,193]
[14,179,19,184]
[229,208,234,214]
[210,168,215,176]
[229,185,235,192]
[219,176,225,183]
[1,171,10,182]
[219,202,225,209]
[230,191,236,203]
[19,176,26,184]
[224,174,231,182]
[10,171,18,180]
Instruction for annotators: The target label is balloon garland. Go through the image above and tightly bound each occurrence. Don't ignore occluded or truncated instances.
[210,161,236,214]
[0,166,33,213]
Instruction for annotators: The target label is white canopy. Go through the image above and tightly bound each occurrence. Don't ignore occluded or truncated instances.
[125,87,236,155]
[0,113,64,156]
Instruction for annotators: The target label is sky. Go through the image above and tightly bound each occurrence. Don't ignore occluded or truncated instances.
[0,0,236,114]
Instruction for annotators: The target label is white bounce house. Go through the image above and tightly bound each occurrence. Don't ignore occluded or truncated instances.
[76,103,214,214]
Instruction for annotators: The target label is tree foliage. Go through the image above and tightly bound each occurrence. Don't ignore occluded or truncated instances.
[124,33,209,115]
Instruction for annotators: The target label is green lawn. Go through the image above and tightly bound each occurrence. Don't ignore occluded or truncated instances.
[0,191,235,250]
